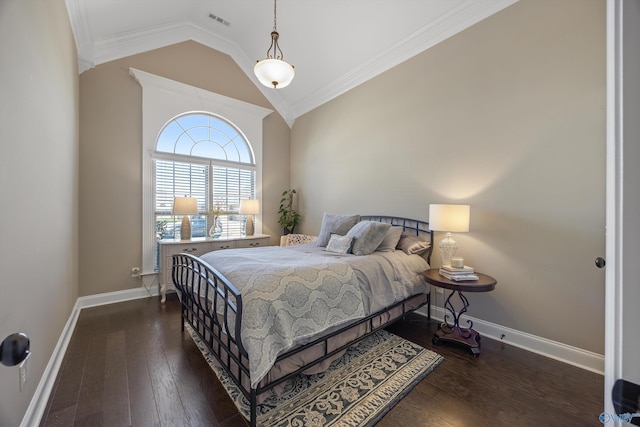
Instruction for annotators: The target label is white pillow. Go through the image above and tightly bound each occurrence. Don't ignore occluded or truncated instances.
[325,234,354,254]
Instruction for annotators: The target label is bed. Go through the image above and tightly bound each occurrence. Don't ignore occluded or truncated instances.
[171,215,433,426]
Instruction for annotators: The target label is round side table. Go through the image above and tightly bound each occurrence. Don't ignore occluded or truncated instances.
[423,268,497,357]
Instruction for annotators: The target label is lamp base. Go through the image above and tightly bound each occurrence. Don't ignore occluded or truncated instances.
[180,215,192,240]
[439,232,458,266]
[245,215,255,236]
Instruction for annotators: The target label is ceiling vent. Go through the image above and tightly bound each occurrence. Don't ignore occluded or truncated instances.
[208,13,230,26]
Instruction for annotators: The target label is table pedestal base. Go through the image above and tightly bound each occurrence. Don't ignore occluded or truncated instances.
[432,289,482,356]
[433,324,481,357]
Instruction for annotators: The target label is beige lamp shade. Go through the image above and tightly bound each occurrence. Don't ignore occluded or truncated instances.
[173,197,198,240]
[239,199,260,215]
[173,197,198,215]
[429,204,470,267]
[428,204,470,232]
[239,199,259,236]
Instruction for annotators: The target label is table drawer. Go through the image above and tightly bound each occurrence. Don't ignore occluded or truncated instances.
[163,242,212,257]
[236,237,269,248]
[210,241,235,250]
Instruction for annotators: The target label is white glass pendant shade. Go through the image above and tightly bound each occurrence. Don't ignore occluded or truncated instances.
[254,58,295,89]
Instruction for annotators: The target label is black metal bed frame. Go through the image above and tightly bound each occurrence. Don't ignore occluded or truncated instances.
[171,216,432,427]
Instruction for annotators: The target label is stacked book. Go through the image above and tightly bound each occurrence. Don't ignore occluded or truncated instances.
[439,265,479,281]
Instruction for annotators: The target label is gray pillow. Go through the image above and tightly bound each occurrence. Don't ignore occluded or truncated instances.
[396,233,431,255]
[346,221,391,256]
[325,234,354,254]
[376,226,403,252]
[316,213,360,247]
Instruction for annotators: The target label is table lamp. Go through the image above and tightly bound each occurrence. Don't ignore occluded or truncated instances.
[173,197,198,240]
[239,199,260,236]
[428,204,470,266]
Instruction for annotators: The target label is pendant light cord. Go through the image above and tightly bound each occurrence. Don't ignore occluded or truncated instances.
[273,0,278,32]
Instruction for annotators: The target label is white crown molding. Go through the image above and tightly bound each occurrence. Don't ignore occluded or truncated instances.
[65,0,95,71]
[91,21,232,67]
[65,0,517,126]
[290,0,519,118]
[86,20,295,125]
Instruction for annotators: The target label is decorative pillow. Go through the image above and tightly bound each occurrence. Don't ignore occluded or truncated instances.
[316,213,360,247]
[325,234,354,254]
[346,221,391,256]
[396,233,431,255]
[375,226,403,252]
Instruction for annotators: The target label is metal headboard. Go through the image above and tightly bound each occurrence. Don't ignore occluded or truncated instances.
[360,215,433,265]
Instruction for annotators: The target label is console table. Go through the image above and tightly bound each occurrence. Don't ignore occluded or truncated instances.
[158,234,270,303]
[423,268,497,357]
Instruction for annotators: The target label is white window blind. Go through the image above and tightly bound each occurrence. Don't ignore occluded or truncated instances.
[155,160,209,214]
[153,161,256,269]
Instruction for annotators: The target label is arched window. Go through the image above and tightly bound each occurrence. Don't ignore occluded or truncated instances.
[156,112,254,163]
[154,112,256,242]
[131,68,272,274]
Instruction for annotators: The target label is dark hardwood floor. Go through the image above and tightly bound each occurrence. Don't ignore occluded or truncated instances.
[40,294,603,426]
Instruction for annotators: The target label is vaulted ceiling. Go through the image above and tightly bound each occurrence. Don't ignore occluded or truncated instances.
[65,0,517,125]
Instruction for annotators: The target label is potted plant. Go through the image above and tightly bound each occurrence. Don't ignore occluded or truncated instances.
[278,189,301,234]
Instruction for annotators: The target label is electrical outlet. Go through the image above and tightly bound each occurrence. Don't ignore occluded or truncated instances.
[19,358,28,391]
[131,267,140,278]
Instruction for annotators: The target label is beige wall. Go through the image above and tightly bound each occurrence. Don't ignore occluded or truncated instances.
[0,0,79,425]
[291,0,606,353]
[79,41,291,296]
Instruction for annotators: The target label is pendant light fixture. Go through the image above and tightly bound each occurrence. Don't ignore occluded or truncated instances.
[254,0,295,89]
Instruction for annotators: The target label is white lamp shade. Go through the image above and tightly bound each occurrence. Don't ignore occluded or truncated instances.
[428,204,470,232]
[239,199,260,215]
[173,197,198,215]
[254,59,295,89]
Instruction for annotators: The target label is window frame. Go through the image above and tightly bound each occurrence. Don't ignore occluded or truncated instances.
[131,68,272,274]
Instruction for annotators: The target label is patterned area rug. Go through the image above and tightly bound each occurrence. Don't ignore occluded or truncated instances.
[187,325,443,426]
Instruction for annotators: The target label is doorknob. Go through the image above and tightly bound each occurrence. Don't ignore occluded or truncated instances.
[595,257,606,268]
[0,333,30,366]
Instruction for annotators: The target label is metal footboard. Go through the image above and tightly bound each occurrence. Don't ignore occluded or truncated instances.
[171,254,254,404]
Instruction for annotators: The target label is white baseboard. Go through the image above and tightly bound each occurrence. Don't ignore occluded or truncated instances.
[20,285,160,427]
[19,299,81,427]
[416,304,604,375]
[76,284,159,309]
